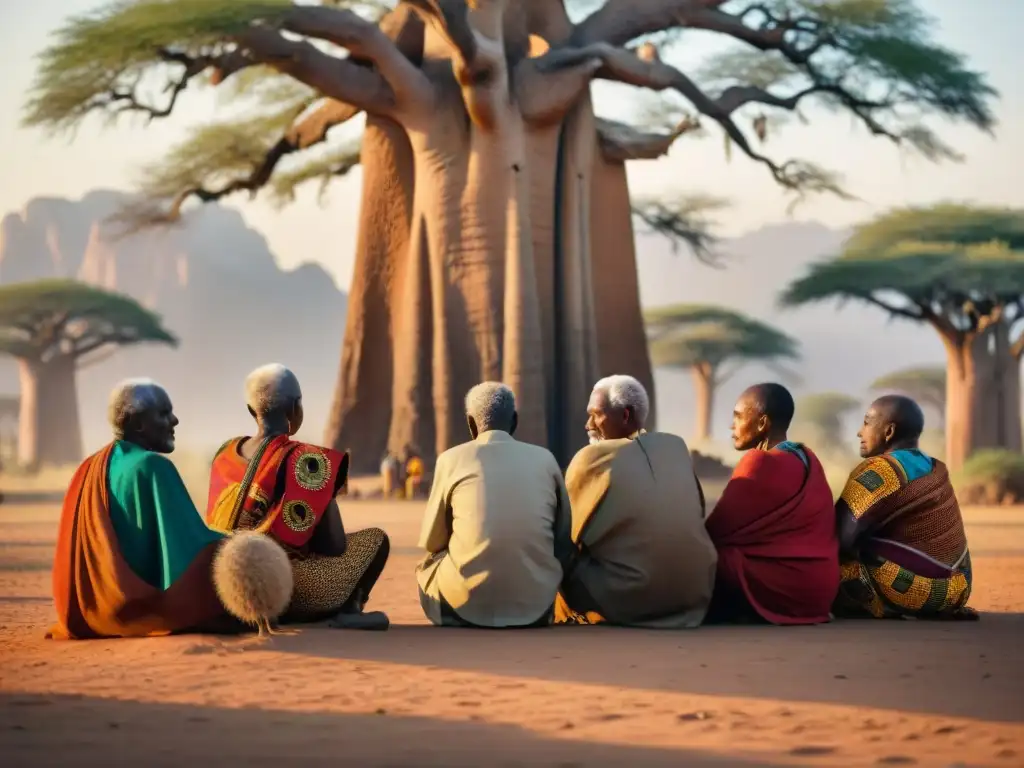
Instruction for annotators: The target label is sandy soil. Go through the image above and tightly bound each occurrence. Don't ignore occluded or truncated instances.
[1,490,1022,767]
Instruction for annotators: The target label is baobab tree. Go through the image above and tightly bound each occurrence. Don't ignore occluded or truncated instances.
[24,0,996,468]
[780,205,1024,472]
[645,304,797,443]
[0,280,176,468]
[871,365,945,427]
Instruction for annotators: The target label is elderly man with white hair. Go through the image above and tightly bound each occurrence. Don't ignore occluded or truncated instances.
[49,378,291,639]
[206,363,391,630]
[417,381,573,627]
[556,374,717,628]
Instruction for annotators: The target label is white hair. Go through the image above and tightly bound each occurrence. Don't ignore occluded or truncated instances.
[245,364,302,417]
[108,378,166,437]
[464,381,516,433]
[591,374,650,427]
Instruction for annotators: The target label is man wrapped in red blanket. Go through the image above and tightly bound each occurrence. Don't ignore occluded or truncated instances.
[705,383,839,625]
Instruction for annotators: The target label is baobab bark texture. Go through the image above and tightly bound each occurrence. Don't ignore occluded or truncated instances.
[942,321,1024,472]
[691,362,715,445]
[17,355,83,468]
[321,1,664,471]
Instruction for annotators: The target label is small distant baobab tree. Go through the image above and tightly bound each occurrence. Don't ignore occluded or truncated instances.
[791,391,860,457]
[0,280,177,468]
[645,304,798,443]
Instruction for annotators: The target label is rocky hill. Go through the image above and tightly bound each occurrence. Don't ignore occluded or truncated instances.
[0,190,347,454]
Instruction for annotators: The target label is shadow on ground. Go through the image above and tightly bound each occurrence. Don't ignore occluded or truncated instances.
[0,692,765,767]
[269,615,1024,724]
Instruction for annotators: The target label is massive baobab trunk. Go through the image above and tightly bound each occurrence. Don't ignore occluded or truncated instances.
[17,355,83,469]
[943,321,1024,472]
[323,1,660,471]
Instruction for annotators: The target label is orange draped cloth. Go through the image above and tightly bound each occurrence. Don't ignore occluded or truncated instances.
[706,445,839,625]
[49,445,225,640]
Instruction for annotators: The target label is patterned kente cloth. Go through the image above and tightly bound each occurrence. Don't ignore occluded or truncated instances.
[207,436,387,622]
[834,451,974,619]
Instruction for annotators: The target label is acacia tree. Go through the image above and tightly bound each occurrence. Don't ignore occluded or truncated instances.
[24,0,995,469]
[871,365,945,427]
[645,304,798,442]
[780,205,1024,472]
[791,391,859,456]
[0,280,176,468]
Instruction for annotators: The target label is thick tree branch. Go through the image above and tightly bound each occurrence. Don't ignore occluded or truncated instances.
[596,116,701,161]
[862,294,924,321]
[555,42,851,195]
[277,5,431,109]
[515,52,602,127]
[236,26,396,115]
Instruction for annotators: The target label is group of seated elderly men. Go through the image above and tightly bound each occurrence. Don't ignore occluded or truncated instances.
[47,364,975,640]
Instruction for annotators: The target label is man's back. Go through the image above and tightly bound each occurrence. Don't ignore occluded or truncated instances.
[566,432,717,627]
[419,430,568,627]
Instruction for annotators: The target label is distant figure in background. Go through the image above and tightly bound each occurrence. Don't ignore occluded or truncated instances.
[705,383,839,625]
[405,447,425,499]
[206,364,390,630]
[834,395,976,620]
[49,379,289,639]
[380,451,400,498]
[417,382,572,627]
[557,375,717,628]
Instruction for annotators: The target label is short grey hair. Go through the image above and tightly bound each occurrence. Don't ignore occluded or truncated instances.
[108,378,166,438]
[591,375,650,427]
[464,381,516,433]
[245,364,302,417]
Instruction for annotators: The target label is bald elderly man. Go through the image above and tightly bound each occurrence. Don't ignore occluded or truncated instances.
[834,395,976,620]
[49,379,276,639]
[206,364,390,630]
[556,375,717,628]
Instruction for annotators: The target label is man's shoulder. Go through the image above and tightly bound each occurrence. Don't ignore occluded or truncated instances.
[115,444,180,480]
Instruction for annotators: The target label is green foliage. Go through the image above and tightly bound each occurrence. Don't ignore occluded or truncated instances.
[268,142,363,207]
[24,0,292,133]
[779,205,1024,322]
[870,365,945,413]
[953,449,1024,505]
[0,279,177,361]
[645,304,799,372]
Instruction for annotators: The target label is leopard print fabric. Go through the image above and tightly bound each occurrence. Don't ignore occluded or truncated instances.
[284,527,387,622]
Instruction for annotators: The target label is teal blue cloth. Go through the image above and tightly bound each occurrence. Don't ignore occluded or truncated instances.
[107,440,225,590]
[888,449,933,482]
[774,440,809,467]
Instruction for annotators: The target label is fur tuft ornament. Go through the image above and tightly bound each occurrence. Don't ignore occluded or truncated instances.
[213,531,293,636]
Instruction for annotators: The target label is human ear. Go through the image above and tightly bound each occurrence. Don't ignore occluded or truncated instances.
[467,415,478,439]
[509,411,518,436]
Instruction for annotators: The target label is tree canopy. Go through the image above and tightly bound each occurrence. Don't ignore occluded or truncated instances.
[871,364,945,413]
[646,304,798,376]
[22,0,998,227]
[779,205,1024,352]
[0,279,177,362]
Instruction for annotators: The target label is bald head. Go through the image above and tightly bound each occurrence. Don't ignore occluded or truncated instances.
[109,378,177,453]
[858,395,925,458]
[245,364,303,434]
[731,383,794,451]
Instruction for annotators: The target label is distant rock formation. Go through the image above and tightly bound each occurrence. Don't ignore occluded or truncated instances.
[0,190,347,454]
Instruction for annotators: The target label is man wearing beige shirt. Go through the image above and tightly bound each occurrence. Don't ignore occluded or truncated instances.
[556,374,717,628]
[417,382,573,627]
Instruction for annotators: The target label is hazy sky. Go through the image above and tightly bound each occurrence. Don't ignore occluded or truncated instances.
[2,0,1022,289]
